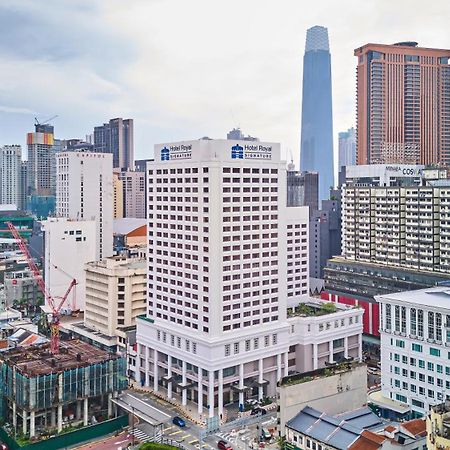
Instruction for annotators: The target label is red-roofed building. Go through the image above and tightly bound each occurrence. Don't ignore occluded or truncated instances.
[349,419,426,450]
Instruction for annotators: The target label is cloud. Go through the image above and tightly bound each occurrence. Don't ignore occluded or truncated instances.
[0,0,449,167]
[0,105,36,115]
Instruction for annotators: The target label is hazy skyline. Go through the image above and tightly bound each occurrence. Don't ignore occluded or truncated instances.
[0,0,449,167]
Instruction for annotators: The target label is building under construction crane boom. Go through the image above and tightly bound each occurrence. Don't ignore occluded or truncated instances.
[34,115,58,126]
[6,221,76,354]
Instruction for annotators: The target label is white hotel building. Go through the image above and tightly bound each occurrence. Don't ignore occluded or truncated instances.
[378,287,450,417]
[136,139,363,418]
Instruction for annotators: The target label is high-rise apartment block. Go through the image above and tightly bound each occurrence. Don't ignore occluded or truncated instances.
[94,118,134,169]
[378,287,450,416]
[338,127,356,169]
[113,170,123,219]
[310,191,341,279]
[0,145,22,208]
[355,42,450,165]
[119,170,146,218]
[323,165,450,338]
[135,159,153,173]
[84,256,146,336]
[27,123,56,197]
[20,161,28,211]
[341,166,450,272]
[286,165,319,212]
[300,26,334,201]
[135,139,362,418]
[56,151,113,260]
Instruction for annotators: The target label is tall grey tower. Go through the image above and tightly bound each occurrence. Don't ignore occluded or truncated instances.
[94,118,134,170]
[300,26,334,202]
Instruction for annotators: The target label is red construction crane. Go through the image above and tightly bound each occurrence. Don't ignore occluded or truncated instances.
[49,263,78,312]
[6,221,76,354]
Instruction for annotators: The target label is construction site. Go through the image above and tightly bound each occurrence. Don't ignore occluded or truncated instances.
[0,339,128,440]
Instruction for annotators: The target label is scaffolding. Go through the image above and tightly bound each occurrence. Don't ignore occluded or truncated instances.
[0,340,127,439]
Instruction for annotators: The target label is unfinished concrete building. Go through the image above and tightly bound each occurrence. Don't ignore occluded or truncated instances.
[0,340,127,439]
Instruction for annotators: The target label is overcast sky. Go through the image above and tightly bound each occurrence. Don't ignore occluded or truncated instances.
[0,0,449,166]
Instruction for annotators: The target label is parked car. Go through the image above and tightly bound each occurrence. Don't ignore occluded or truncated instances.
[218,440,232,450]
[251,407,267,416]
[172,416,186,427]
[261,428,272,440]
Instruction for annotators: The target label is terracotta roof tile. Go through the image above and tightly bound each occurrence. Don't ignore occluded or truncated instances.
[349,431,385,450]
[402,419,427,437]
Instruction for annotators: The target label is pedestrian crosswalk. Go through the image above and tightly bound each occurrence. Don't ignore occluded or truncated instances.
[130,427,154,443]
[217,432,237,442]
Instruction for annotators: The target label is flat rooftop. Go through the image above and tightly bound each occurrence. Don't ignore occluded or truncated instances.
[327,256,450,277]
[0,210,32,218]
[288,297,354,318]
[0,339,120,377]
[280,361,364,387]
[375,286,450,310]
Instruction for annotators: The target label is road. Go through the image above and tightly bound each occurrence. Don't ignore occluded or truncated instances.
[74,391,278,450]
[74,431,133,450]
[126,391,278,450]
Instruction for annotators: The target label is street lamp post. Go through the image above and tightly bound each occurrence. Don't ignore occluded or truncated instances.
[131,406,135,447]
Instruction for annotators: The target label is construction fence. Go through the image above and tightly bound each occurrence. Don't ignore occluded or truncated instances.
[0,414,129,449]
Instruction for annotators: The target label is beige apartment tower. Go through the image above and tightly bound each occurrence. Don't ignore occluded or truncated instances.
[355,42,450,165]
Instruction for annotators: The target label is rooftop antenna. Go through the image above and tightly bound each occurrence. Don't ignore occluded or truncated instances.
[286,148,295,171]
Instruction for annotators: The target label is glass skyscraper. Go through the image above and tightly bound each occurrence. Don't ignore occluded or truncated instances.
[300,26,334,202]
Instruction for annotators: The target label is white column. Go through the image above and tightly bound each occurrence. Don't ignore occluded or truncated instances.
[358,334,363,362]
[22,410,27,435]
[83,398,88,426]
[238,363,244,407]
[182,360,187,406]
[283,352,289,377]
[58,404,63,432]
[167,355,173,399]
[258,359,264,400]
[406,306,411,337]
[218,368,224,419]
[313,343,318,370]
[328,341,334,363]
[12,402,17,429]
[391,305,396,332]
[30,411,35,438]
[51,408,56,428]
[135,343,141,383]
[145,346,150,387]
[276,354,282,381]
[197,368,203,415]
[379,303,384,331]
[344,336,349,358]
[76,400,81,420]
[153,349,159,392]
[108,393,113,417]
[208,370,215,418]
